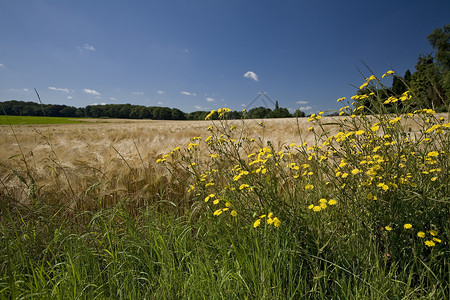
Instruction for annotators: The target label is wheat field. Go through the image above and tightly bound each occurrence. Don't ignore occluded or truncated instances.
[0,114,446,209]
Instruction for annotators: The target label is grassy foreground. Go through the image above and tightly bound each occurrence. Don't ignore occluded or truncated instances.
[1,71,449,299]
[0,115,85,125]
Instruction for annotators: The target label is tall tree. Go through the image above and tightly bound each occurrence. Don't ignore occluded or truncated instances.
[427,24,450,72]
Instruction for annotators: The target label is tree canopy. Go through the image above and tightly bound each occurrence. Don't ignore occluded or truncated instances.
[1,100,305,120]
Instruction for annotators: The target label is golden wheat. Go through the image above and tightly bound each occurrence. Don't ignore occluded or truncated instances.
[1,115,446,209]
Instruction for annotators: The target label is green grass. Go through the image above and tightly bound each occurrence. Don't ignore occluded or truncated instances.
[0,115,86,125]
[1,71,449,299]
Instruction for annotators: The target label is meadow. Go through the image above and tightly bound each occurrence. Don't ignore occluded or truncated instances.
[0,115,86,125]
[1,73,449,299]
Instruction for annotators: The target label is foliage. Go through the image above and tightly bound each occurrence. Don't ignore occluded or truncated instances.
[1,100,304,121]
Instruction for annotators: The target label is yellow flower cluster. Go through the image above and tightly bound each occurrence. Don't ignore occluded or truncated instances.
[308,198,337,212]
[253,212,281,228]
[417,229,442,247]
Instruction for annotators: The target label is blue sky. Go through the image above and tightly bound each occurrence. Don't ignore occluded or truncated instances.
[1,0,449,114]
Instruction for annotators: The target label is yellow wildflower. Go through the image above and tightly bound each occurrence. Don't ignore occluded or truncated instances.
[312,206,321,212]
[351,168,360,175]
[239,184,248,190]
[328,199,337,205]
[305,184,314,190]
[205,110,216,120]
[382,70,395,78]
[273,217,281,227]
[360,82,369,89]
[427,151,439,157]
[424,240,435,247]
[403,224,413,229]
[417,231,425,238]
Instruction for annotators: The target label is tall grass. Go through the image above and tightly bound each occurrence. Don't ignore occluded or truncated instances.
[1,70,449,298]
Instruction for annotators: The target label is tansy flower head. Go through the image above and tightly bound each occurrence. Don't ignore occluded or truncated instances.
[312,206,321,212]
[273,217,281,227]
[403,224,412,229]
[424,240,435,247]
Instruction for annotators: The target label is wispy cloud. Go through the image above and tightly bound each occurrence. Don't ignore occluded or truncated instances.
[157,90,165,95]
[0,63,5,67]
[132,91,144,95]
[244,71,259,82]
[157,101,164,105]
[299,106,313,112]
[194,105,207,110]
[296,100,309,105]
[48,86,70,93]
[67,96,73,99]
[78,43,96,52]
[8,88,30,92]
[83,88,101,96]
[181,91,197,96]
[206,97,215,102]
[110,97,118,101]
[91,102,107,106]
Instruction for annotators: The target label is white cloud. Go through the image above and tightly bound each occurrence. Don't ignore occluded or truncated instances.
[296,100,309,105]
[299,106,313,111]
[206,97,215,102]
[83,88,101,96]
[78,43,96,52]
[157,101,164,105]
[194,105,207,110]
[67,96,73,99]
[132,91,144,95]
[0,63,5,67]
[23,88,29,92]
[181,91,197,96]
[157,90,165,95]
[244,71,259,82]
[92,102,107,106]
[110,97,118,101]
[48,86,70,93]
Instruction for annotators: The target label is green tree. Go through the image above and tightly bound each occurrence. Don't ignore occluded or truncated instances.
[392,70,411,95]
[410,54,447,111]
[427,24,450,72]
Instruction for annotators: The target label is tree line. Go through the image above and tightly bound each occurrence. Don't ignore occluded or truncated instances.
[0,100,306,120]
